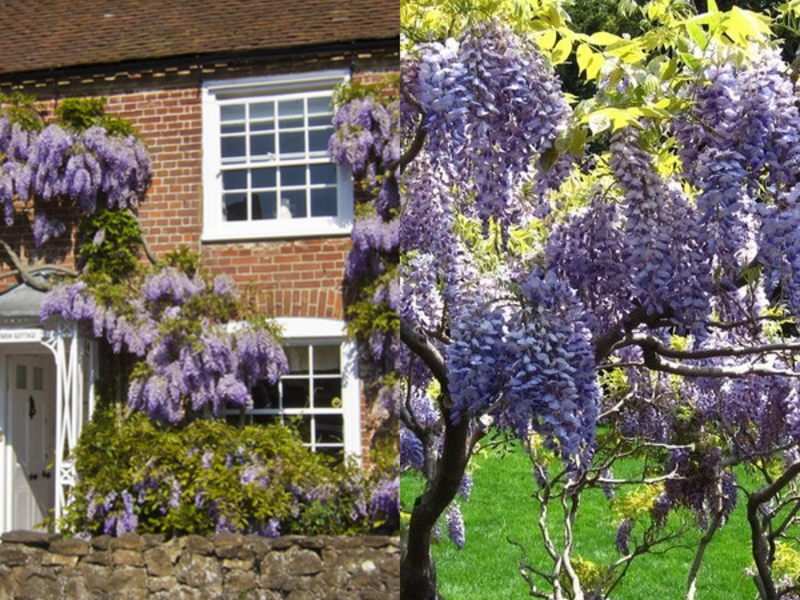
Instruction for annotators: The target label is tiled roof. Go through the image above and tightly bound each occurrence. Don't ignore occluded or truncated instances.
[0,0,398,76]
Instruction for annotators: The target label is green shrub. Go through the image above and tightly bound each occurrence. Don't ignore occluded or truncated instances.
[59,409,398,538]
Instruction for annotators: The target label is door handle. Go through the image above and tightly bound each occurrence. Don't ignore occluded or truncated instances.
[41,471,51,479]
[28,473,38,481]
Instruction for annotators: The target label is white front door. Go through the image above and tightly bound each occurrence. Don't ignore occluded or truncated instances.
[9,356,54,531]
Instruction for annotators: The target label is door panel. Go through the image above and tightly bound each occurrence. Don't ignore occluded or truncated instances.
[9,357,54,531]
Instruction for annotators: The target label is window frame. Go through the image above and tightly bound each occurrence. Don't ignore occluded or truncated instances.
[202,71,353,242]
[230,318,361,457]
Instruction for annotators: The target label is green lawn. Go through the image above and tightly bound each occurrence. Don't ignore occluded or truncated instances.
[401,447,758,600]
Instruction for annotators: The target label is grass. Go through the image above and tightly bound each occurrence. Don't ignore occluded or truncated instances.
[401,446,760,600]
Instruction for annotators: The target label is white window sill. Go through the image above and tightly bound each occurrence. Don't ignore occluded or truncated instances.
[201,217,353,243]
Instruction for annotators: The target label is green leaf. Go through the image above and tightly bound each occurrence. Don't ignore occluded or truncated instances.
[586,53,605,80]
[576,43,592,75]
[685,22,708,51]
[551,36,573,65]
[589,31,623,46]
[538,29,557,51]
[587,111,611,136]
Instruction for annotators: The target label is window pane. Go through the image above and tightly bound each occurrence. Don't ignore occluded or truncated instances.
[252,168,277,188]
[308,115,332,128]
[252,380,279,409]
[221,104,245,121]
[222,170,247,190]
[292,416,312,443]
[286,346,309,374]
[315,415,344,444]
[281,165,306,187]
[308,96,331,114]
[279,99,304,119]
[251,134,275,157]
[252,191,277,220]
[313,345,340,373]
[250,102,274,120]
[222,122,246,134]
[309,128,333,153]
[311,187,337,217]
[223,193,247,221]
[279,131,305,155]
[221,136,246,159]
[310,164,337,185]
[16,364,26,389]
[33,366,44,391]
[282,190,307,219]
[251,120,274,132]
[283,380,310,408]
[313,379,342,409]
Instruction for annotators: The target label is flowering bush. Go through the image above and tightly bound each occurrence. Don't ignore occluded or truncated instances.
[59,409,399,538]
[41,248,288,423]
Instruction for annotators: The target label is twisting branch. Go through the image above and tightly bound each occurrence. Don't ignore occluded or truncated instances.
[399,88,427,171]
[0,240,52,291]
[630,332,800,361]
[639,344,800,379]
[748,461,800,600]
[400,321,448,390]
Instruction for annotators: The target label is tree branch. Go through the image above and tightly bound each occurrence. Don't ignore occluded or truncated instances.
[631,332,800,361]
[640,344,800,379]
[400,321,448,392]
[0,240,51,291]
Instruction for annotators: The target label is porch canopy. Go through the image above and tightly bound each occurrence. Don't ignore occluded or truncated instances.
[0,280,96,527]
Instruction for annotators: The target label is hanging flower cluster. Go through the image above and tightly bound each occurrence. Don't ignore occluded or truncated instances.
[0,105,150,246]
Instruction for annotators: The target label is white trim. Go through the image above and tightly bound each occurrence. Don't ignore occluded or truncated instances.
[202,71,353,242]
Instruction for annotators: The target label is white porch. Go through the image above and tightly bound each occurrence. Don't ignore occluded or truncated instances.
[0,282,96,534]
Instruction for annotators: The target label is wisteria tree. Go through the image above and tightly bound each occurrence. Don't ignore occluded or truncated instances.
[388,0,800,598]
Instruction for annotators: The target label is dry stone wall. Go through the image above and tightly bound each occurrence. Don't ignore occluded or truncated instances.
[0,531,399,600]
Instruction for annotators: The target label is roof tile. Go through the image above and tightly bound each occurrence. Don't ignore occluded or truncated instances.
[0,0,398,75]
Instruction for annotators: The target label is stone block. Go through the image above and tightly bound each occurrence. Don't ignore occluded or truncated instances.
[176,552,222,588]
[108,565,147,591]
[79,563,111,594]
[42,553,79,567]
[114,549,145,567]
[286,549,323,576]
[109,533,145,551]
[50,538,91,556]
[148,575,177,592]
[221,557,254,571]
[144,545,180,577]
[223,570,256,597]
[0,545,41,566]
[0,530,52,547]
[82,550,114,566]
[91,535,113,551]
[185,534,214,555]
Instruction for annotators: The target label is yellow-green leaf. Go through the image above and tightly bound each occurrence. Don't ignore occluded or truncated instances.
[538,29,558,51]
[589,31,624,46]
[686,22,708,51]
[576,43,593,74]
[707,0,718,12]
[586,53,605,80]
[587,112,611,135]
[551,36,573,65]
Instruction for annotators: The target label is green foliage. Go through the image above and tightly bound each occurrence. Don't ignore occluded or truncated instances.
[332,74,400,110]
[61,408,396,537]
[0,92,45,132]
[56,97,136,137]
[77,209,143,282]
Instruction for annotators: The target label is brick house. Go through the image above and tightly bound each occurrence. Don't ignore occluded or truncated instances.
[0,0,398,533]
